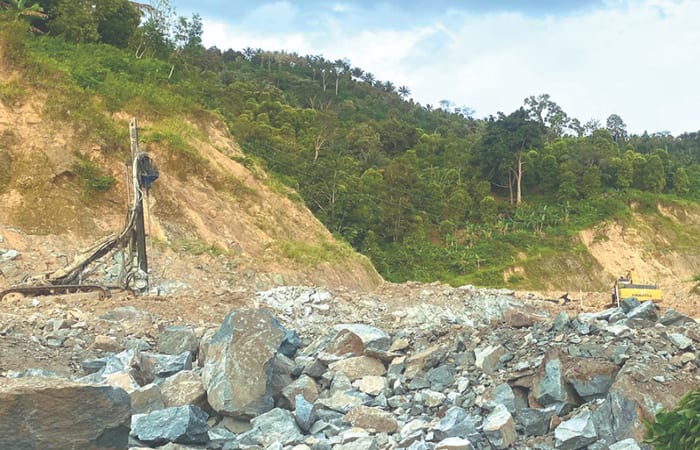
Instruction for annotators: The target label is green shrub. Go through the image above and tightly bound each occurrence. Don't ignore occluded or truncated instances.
[274,240,353,266]
[0,16,29,66]
[645,386,700,449]
[0,81,26,106]
[0,149,12,191]
[72,154,115,197]
[176,239,225,256]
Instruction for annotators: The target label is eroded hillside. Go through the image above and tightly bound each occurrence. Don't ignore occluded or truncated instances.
[510,201,700,315]
[0,94,381,292]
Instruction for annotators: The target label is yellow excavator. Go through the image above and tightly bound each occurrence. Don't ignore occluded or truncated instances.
[612,270,662,306]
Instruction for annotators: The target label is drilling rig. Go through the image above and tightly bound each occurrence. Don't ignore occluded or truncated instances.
[0,118,158,301]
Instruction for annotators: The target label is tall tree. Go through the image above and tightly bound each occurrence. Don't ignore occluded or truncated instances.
[523,93,570,142]
[478,108,545,206]
[606,114,628,143]
[640,154,666,193]
[97,0,139,47]
[46,0,99,42]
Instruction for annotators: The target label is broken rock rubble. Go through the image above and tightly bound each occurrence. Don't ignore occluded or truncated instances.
[0,285,698,449]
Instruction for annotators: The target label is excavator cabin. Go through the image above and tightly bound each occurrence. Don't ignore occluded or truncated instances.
[612,270,662,306]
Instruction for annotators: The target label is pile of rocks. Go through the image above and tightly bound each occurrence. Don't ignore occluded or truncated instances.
[1,286,699,450]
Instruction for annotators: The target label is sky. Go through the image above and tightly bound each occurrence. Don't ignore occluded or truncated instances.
[168,0,699,136]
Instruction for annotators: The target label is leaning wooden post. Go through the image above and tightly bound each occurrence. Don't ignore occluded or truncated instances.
[129,118,149,289]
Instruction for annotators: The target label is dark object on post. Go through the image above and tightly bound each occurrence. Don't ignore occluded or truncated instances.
[0,118,157,302]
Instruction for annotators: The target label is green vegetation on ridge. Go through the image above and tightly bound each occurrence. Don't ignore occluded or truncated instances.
[1,2,699,287]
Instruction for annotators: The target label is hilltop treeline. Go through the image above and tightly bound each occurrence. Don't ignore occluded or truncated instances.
[1,1,699,286]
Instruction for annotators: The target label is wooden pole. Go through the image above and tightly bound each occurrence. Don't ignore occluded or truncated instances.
[129,118,148,288]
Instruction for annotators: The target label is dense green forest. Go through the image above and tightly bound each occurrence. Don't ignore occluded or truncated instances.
[1,0,699,286]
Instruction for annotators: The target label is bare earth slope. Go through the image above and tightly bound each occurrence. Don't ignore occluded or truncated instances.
[578,202,700,315]
[0,95,381,293]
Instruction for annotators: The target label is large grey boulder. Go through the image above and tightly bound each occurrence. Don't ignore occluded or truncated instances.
[660,309,696,326]
[554,409,597,450]
[130,383,165,414]
[564,359,618,401]
[131,405,209,446]
[294,393,317,432]
[159,370,207,408]
[84,349,155,386]
[157,325,199,356]
[202,308,291,417]
[149,351,193,377]
[431,406,477,441]
[474,344,507,375]
[245,407,304,447]
[626,301,659,322]
[517,407,556,436]
[333,323,391,353]
[0,377,131,450]
[532,349,578,408]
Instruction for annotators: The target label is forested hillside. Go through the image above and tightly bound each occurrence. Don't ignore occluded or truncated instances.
[1,0,699,288]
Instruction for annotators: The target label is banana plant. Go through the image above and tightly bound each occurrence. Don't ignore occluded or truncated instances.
[1,0,47,32]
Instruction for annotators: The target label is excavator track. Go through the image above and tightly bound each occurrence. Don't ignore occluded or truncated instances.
[0,284,110,302]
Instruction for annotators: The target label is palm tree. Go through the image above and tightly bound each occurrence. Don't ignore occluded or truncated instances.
[398,85,411,99]
[383,81,395,93]
[129,1,157,17]
[351,67,364,81]
[362,72,375,85]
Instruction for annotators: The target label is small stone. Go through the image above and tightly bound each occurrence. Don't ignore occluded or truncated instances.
[427,364,455,391]
[316,391,364,413]
[660,309,696,326]
[423,389,446,408]
[282,374,320,409]
[668,333,693,350]
[435,437,475,450]
[249,407,304,447]
[680,352,696,364]
[356,375,387,396]
[93,335,121,352]
[130,383,165,414]
[483,404,516,449]
[474,345,507,375]
[431,406,476,441]
[0,249,19,263]
[328,356,385,381]
[608,438,642,450]
[343,405,398,433]
[390,338,410,352]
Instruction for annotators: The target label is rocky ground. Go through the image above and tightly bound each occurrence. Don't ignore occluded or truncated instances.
[2,227,700,450]
[2,257,700,449]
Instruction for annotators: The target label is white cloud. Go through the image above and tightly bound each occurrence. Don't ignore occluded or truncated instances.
[200,0,700,135]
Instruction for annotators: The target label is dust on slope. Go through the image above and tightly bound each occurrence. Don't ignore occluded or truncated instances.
[0,93,382,292]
